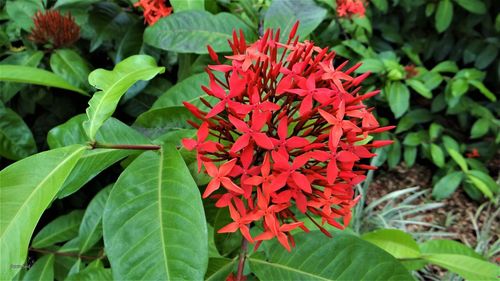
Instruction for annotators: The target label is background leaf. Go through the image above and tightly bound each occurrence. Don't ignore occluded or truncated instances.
[435,0,453,33]
[170,0,205,12]
[0,103,37,160]
[21,254,54,281]
[78,186,111,254]
[50,49,92,90]
[144,11,257,54]
[432,171,463,200]
[0,145,86,280]
[103,146,208,280]
[31,210,84,248]
[264,0,327,40]
[250,232,413,280]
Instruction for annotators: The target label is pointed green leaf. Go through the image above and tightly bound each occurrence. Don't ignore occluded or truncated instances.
[205,258,235,281]
[0,103,37,160]
[144,11,256,54]
[103,146,208,280]
[435,0,453,33]
[65,260,112,281]
[0,65,87,95]
[264,0,327,40]
[134,107,196,140]
[0,51,44,102]
[470,118,489,139]
[468,80,496,102]
[84,55,165,140]
[250,232,413,280]
[32,210,84,248]
[50,49,92,90]
[467,174,494,200]
[0,145,86,280]
[430,144,445,168]
[385,81,410,118]
[406,79,432,99]
[446,148,468,171]
[21,255,54,281]
[152,72,209,109]
[78,186,111,254]
[362,229,421,259]
[432,171,463,200]
[454,0,486,14]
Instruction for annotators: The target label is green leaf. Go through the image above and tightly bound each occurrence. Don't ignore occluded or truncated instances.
[355,58,385,73]
[170,0,204,12]
[431,61,458,73]
[474,44,498,69]
[454,0,486,14]
[404,146,417,167]
[83,55,164,140]
[432,171,463,199]
[371,0,388,12]
[447,148,468,171]
[103,146,208,280]
[250,232,413,280]
[205,258,235,281]
[21,254,54,281]
[78,186,111,253]
[395,109,433,134]
[467,174,494,200]
[0,104,37,160]
[151,72,209,109]
[32,210,84,248]
[50,49,92,90]
[65,260,112,281]
[420,240,497,280]
[406,79,432,98]
[429,123,443,140]
[467,170,499,194]
[264,0,327,40]
[48,115,151,198]
[144,11,256,54]
[134,107,196,140]
[468,80,496,102]
[403,132,424,146]
[0,65,87,95]
[386,81,410,118]
[442,135,459,152]
[470,118,489,139]
[0,145,86,280]
[0,51,44,102]
[430,144,445,168]
[450,78,468,97]
[435,0,453,33]
[387,139,401,169]
[5,0,44,31]
[362,229,421,259]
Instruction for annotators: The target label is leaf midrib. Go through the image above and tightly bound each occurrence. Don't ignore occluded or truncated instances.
[157,148,170,279]
[249,258,333,281]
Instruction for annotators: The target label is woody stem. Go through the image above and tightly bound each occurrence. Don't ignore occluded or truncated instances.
[236,238,249,281]
[90,142,161,150]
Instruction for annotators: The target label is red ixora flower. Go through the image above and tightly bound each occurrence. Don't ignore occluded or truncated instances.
[182,22,394,251]
[28,10,80,49]
[134,0,172,26]
[336,0,366,18]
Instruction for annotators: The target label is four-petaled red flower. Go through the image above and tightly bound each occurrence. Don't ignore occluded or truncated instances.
[182,22,393,251]
[336,0,366,18]
[134,0,172,26]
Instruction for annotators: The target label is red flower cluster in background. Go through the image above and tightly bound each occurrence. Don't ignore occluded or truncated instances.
[29,10,80,49]
[183,23,393,251]
[134,0,172,26]
[336,0,366,18]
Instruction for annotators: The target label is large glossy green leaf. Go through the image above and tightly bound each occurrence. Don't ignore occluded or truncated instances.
[151,72,209,109]
[83,55,164,140]
[0,51,44,102]
[48,114,151,198]
[420,240,498,280]
[0,145,86,280]
[0,103,37,160]
[170,0,204,12]
[31,210,84,248]
[103,146,208,280]
[144,11,257,54]
[264,0,327,40]
[50,49,92,90]
[362,229,421,259]
[250,232,413,280]
[435,0,453,33]
[0,65,87,95]
[21,254,54,281]
[78,186,111,253]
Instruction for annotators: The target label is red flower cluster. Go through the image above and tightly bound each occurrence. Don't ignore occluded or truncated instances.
[336,0,366,18]
[404,64,419,79]
[29,10,80,49]
[183,23,393,251]
[134,0,172,26]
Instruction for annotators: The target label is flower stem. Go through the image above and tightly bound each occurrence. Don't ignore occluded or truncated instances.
[236,238,249,281]
[90,142,161,151]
